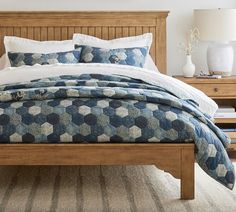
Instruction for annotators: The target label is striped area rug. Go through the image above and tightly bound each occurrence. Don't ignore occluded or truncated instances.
[0,164,235,212]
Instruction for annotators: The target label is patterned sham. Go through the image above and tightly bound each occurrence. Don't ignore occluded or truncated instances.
[75,44,148,68]
[8,49,82,67]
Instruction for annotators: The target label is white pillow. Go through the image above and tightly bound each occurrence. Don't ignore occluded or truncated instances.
[144,55,160,72]
[4,36,74,66]
[73,33,152,49]
[73,33,152,64]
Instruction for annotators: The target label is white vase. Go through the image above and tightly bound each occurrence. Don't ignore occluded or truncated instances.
[182,55,195,77]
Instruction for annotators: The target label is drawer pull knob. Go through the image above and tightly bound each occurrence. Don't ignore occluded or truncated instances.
[214,88,218,92]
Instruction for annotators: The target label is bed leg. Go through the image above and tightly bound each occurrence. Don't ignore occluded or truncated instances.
[180,147,195,200]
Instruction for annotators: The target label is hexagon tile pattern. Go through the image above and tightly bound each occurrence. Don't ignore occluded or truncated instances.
[0,73,234,189]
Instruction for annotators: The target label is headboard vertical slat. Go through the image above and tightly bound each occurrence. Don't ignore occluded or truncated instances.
[108,27,115,40]
[81,27,88,35]
[74,27,81,35]
[136,27,143,36]
[7,27,14,37]
[102,27,109,40]
[129,27,136,37]
[149,26,156,64]
[41,27,47,41]
[115,27,122,39]
[13,27,21,37]
[34,27,41,41]
[54,27,61,40]
[156,18,167,74]
[61,27,68,40]
[122,27,128,37]
[47,27,54,40]
[88,27,95,37]
[21,27,28,38]
[27,27,34,40]
[0,11,169,74]
[95,27,101,39]
[68,27,75,40]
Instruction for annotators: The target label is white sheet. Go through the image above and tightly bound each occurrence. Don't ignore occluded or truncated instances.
[0,63,218,117]
[144,55,160,72]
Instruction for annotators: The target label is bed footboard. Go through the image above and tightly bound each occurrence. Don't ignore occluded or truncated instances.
[0,143,195,199]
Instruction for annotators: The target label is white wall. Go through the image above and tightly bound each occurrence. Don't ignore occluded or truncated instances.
[1,0,236,75]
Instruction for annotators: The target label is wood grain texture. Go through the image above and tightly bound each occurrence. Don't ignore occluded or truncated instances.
[181,147,195,199]
[0,11,169,74]
[0,143,191,166]
[0,143,193,180]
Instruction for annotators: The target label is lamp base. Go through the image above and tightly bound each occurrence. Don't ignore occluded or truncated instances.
[207,43,234,76]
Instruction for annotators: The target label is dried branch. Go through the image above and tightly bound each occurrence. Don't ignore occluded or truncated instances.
[178,28,200,55]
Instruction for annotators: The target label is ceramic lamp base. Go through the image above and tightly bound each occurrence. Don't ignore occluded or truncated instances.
[207,43,234,76]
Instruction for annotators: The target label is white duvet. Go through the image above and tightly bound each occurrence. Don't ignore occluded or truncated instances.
[0,63,218,117]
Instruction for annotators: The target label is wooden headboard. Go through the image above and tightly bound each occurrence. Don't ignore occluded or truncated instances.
[0,11,168,74]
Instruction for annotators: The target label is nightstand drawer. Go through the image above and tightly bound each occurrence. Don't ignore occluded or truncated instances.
[191,84,236,97]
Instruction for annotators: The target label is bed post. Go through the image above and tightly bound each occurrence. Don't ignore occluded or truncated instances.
[180,146,195,199]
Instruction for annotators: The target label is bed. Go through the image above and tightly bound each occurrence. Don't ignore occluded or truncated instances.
[0,11,234,200]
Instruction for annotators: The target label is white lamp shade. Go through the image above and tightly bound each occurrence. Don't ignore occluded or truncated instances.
[194,9,236,42]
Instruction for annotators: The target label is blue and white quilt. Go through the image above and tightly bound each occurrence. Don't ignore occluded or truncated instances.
[0,64,234,190]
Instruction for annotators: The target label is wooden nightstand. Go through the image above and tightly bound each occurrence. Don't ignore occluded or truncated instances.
[174,76,236,150]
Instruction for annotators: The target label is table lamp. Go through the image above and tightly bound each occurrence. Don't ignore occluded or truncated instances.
[194,9,236,76]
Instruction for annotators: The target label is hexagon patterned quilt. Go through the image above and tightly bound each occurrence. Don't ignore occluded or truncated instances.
[0,73,234,189]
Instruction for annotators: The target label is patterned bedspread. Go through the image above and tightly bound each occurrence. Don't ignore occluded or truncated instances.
[0,73,234,189]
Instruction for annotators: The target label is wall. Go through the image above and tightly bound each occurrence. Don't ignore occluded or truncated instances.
[1,0,236,75]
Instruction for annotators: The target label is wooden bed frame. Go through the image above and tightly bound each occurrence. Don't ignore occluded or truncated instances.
[0,11,195,200]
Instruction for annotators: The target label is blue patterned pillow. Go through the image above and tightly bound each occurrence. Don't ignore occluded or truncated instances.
[75,44,148,68]
[8,49,82,67]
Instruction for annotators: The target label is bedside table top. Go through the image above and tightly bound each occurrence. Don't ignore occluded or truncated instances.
[173,75,236,84]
